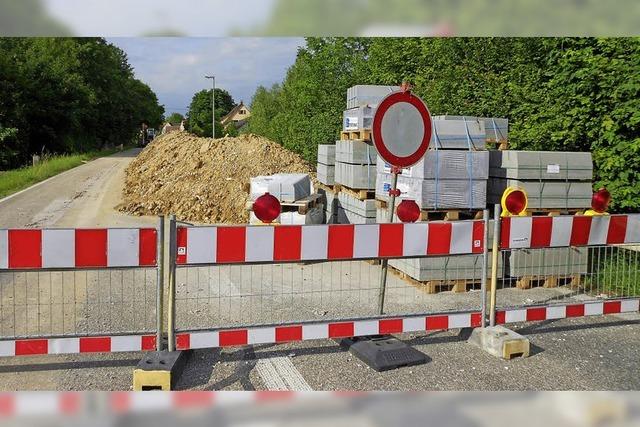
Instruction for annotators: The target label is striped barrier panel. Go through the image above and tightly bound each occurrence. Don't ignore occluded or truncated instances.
[0,335,157,358]
[0,228,157,270]
[176,221,485,265]
[495,298,640,325]
[501,214,640,249]
[170,298,639,352]
[174,311,483,350]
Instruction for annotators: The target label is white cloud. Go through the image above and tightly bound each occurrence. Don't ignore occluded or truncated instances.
[109,37,304,114]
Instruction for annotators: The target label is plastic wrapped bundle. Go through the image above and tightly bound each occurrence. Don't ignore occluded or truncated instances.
[376,172,487,210]
[377,150,488,180]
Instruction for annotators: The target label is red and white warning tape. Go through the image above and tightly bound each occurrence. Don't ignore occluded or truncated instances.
[175,312,484,350]
[0,299,637,359]
[496,298,640,324]
[176,222,485,265]
[0,228,157,270]
[501,214,640,249]
[0,335,156,357]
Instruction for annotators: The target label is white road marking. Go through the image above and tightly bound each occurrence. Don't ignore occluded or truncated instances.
[255,356,312,391]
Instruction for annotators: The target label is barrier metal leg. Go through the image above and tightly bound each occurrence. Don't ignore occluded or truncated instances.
[378,171,399,315]
[481,209,489,328]
[167,214,177,352]
[156,216,165,351]
[490,204,501,327]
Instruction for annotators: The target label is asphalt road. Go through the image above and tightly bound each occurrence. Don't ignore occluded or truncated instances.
[0,148,638,391]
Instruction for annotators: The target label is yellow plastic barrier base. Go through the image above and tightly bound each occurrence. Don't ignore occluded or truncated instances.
[133,351,188,391]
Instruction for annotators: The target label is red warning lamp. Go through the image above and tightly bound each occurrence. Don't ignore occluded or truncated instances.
[591,188,611,214]
[253,193,281,224]
[500,187,528,217]
[396,200,421,223]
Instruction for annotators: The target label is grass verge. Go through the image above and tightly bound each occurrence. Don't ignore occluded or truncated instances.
[0,148,124,199]
[584,246,640,297]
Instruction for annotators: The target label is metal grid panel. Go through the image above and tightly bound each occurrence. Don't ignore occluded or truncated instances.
[0,268,157,340]
[174,256,485,332]
[496,245,640,309]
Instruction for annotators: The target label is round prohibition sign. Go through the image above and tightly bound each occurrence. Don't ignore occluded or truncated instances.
[372,90,432,168]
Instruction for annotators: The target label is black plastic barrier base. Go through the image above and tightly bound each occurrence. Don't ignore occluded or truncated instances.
[340,335,428,372]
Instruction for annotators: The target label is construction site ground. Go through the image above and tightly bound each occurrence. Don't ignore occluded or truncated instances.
[0,147,638,391]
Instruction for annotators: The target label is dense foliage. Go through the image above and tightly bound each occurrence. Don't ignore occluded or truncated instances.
[186,88,235,138]
[0,38,164,169]
[166,113,185,126]
[246,37,640,211]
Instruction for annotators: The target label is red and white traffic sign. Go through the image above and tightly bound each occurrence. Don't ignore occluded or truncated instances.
[372,90,432,168]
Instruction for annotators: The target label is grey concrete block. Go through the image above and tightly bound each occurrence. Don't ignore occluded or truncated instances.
[335,162,376,190]
[507,247,588,277]
[469,326,530,359]
[317,144,336,165]
[433,115,508,141]
[377,150,488,180]
[487,178,592,209]
[489,150,593,181]
[336,140,378,165]
[317,163,335,186]
[376,172,487,210]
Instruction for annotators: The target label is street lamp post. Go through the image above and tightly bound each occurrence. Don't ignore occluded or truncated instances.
[205,75,215,138]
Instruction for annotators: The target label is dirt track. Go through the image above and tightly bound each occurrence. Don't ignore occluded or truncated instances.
[0,149,157,229]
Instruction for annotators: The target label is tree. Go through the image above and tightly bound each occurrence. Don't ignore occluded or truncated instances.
[166,113,185,125]
[186,88,235,138]
[0,37,165,169]
[247,37,640,211]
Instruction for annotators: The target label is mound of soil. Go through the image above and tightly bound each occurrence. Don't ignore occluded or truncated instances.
[118,132,315,224]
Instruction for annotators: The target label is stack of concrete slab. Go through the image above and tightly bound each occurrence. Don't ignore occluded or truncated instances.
[337,191,376,224]
[507,247,588,278]
[488,151,593,209]
[433,115,508,142]
[375,150,489,210]
[317,144,336,186]
[384,219,503,282]
[249,207,324,225]
[343,106,374,131]
[317,186,338,224]
[334,140,377,190]
[430,118,487,150]
[250,174,312,203]
[346,85,400,109]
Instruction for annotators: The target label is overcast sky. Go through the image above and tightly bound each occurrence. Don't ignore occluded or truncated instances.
[109,38,304,116]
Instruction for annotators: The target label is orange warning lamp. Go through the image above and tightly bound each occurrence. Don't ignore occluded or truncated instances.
[501,187,528,217]
[396,200,421,223]
[253,193,281,224]
[585,188,611,216]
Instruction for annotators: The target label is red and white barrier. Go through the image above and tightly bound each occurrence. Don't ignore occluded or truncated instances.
[174,312,483,350]
[501,214,640,249]
[496,298,640,325]
[0,335,156,357]
[0,228,157,270]
[176,222,485,265]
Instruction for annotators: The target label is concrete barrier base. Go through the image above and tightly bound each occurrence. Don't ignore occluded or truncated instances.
[469,326,530,360]
[133,351,188,391]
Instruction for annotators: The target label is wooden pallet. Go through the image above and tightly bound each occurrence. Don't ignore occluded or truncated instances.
[335,184,375,201]
[340,129,372,141]
[515,274,582,290]
[245,193,322,215]
[317,183,338,195]
[375,199,484,221]
[389,266,482,294]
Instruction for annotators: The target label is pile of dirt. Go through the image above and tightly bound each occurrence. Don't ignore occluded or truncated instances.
[118,132,316,224]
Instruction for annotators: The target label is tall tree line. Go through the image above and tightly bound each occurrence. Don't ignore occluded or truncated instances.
[246,37,640,211]
[0,38,164,169]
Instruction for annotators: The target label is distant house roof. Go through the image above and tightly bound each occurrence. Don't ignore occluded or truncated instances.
[221,102,251,126]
